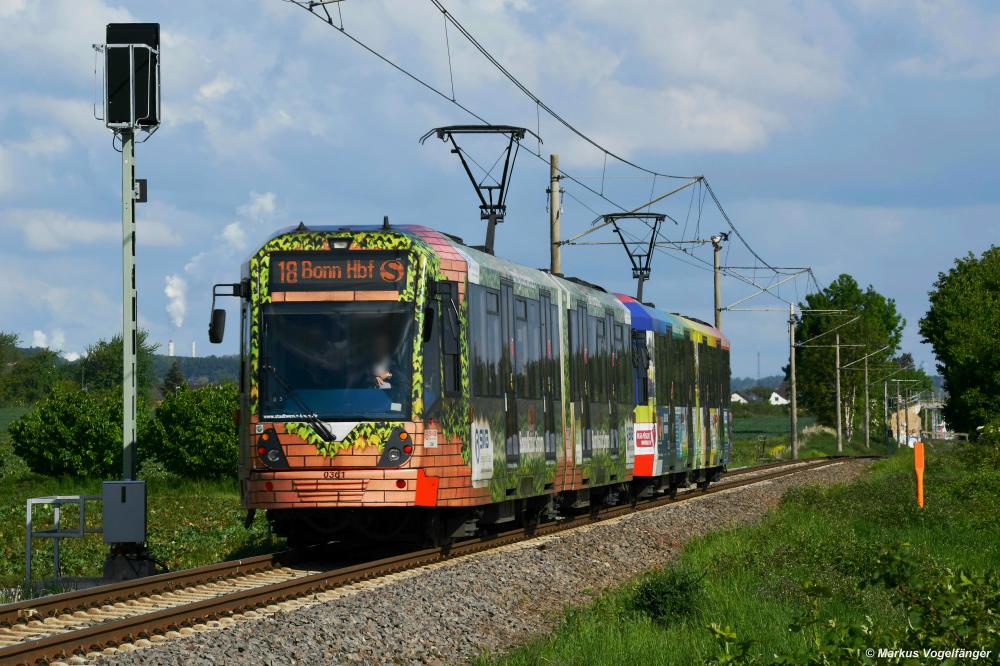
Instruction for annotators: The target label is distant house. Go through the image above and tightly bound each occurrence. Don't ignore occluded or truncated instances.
[731,391,753,404]
[769,382,791,406]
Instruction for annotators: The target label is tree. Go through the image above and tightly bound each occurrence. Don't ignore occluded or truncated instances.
[9,384,150,477]
[0,331,18,369]
[0,349,60,405]
[162,360,186,395]
[145,383,238,478]
[792,274,905,435]
[80,331,158,396]
[919,246,1000,434]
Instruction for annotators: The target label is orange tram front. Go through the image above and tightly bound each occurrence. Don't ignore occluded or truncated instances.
[209,223,731,545]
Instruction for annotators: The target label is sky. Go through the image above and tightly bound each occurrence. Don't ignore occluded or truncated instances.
[0,0,997,377]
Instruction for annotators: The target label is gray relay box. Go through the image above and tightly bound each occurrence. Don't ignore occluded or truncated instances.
[102,480,147,544]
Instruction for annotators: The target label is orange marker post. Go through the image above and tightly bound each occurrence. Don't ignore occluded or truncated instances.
[914,440,925,509]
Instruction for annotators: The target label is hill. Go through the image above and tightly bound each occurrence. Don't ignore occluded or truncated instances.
[731,375,783,391]
[151,355,239,386]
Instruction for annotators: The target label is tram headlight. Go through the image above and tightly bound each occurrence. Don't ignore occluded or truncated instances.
[386,448,402,463]
[266,449,281,463]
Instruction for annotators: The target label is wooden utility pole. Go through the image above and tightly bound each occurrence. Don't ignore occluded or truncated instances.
[835,333,843,453]
[789,303,798,459]
[549,154,561,274]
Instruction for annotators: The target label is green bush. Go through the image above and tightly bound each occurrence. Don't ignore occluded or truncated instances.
[8,385,149,477]
[629,566,703,627]
[145,383,238,478]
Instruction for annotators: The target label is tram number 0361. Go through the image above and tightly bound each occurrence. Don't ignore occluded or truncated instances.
[323,471,345,480]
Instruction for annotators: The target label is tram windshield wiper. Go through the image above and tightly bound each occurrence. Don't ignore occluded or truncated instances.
[263,364,336,442]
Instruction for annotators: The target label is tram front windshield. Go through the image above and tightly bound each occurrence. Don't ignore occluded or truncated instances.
[261,301,414,421]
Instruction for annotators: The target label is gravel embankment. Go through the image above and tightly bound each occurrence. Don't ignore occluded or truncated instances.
[101,459,872,666]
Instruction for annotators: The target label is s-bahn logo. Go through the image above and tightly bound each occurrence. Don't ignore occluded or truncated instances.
[379,259,405,282]
[270,251,408,292]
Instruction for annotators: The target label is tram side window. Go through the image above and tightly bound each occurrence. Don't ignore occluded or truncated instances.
[526,298,542,399]
[631,331,649,404]
[568,307,582,400]
[705,345,719,407]
[654,333,668,406]
[614,323,628,403]
[702,343,712,408]
[469,285,502,397]
[723,349,731,407]
[589,316,607,402]
[679,335,693,408]
[513,297,543,399]
[712,344,720,407]
[514,297,528,395]
[714,345,723,408]
[423,297,442,413]
[663,334,674,406]
[438,281,461,396]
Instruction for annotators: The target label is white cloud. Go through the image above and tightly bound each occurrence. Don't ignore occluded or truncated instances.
[136,219,183,247]
[0,0,27,19]
[30,328,66,352]
[3,209,117,251]
[238,191,276,221]
[0,0,134,83]
[50,329,65,351]
[0,209,182,251]
[9,130,71,158]
[164,274,187,328]
[0,145,12,196]
[197,76,237,102]
[884,2,1000,79]
[62,351,81,362]
[7,95,102,147]
[221,222,247,252]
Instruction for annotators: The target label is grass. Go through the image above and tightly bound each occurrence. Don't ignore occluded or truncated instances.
[0,475,280,590]
[729,412,878,467]
[0,408,282,590]
[480,441,1000,665]
[0,407,29,478]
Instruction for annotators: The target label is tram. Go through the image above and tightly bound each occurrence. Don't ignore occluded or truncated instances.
[209,222,731,542]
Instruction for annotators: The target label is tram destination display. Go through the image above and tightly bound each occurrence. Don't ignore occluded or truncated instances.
[269,251,408,291]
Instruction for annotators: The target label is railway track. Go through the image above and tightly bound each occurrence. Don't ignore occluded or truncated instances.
[0,456,862,665]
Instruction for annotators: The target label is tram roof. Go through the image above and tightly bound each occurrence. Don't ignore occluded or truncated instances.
[255,224,728,348]
[615,293,729,348]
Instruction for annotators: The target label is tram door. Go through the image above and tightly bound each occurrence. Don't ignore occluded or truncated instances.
[686,331,698,468]
[573,303,592,460]
[659,329,673,472]
[499,281,519,465]
[608,314,622,461]
[587,308,612,463]
[540,292,558,462]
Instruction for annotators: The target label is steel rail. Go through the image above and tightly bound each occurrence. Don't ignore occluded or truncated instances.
[0,552,289,628]
[0,457,870,664]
